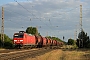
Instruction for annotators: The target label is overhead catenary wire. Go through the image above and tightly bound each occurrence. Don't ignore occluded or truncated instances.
[15,0,78,36]
[14,0,40,19]
[3,2,36,28]
[14,0,55,34]
[0,0,53,36]
[4,0,81,38]
[26,0,63,28]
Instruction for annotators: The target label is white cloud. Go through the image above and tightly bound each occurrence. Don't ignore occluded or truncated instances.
[0,0,90,41]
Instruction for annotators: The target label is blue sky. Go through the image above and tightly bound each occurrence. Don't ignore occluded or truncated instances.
[0,0,85,6]
[81,0,84,2]
[0,0,14,6]
[0,0,90,42]
[0,0,27,6]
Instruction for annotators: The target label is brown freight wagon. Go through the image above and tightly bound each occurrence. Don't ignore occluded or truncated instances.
[53,40,57,46]
[36,36,43,48]
[42,37,48,46]
[47,38,51,46]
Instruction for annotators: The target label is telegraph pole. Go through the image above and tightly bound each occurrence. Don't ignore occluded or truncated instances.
[1,7,4,47]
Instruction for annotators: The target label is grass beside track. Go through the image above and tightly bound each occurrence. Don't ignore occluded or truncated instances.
[0,48,5,50]
[25,48,90,60]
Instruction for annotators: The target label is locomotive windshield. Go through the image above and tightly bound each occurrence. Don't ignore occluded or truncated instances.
[14,33,24,38]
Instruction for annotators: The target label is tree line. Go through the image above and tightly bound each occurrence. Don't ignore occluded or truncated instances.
[0,34,13,49]
[67,30,90,48]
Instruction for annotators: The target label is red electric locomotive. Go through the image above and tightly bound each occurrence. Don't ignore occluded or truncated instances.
[13,31,38,48]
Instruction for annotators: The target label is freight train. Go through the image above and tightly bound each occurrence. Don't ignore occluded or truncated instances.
[13,31,63,48]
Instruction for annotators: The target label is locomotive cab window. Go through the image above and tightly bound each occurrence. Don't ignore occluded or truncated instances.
[14,34,24,38]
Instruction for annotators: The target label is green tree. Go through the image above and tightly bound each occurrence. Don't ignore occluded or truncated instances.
[77,30,90,48]
[68,38,75,45]
[0,34,13,48]
[26,27,41,36]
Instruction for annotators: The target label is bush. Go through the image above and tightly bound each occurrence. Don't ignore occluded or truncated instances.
[86,43,90,48]
[4,41,13,49]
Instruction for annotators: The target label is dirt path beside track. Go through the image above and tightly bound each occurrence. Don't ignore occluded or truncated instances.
[25,49,90,60]
[25,49,62,60]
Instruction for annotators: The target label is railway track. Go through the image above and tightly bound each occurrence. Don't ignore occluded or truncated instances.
[0,48,52,60]
[0,49,26,54]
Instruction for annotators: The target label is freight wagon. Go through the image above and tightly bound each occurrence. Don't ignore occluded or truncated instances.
[36,36,43,48]
[42,37,48,47]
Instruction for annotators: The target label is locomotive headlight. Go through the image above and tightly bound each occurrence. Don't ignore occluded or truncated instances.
[20,40,23,42]
[14,40,17,42]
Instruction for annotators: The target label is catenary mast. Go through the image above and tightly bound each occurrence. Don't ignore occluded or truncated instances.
[1,7,4,47]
